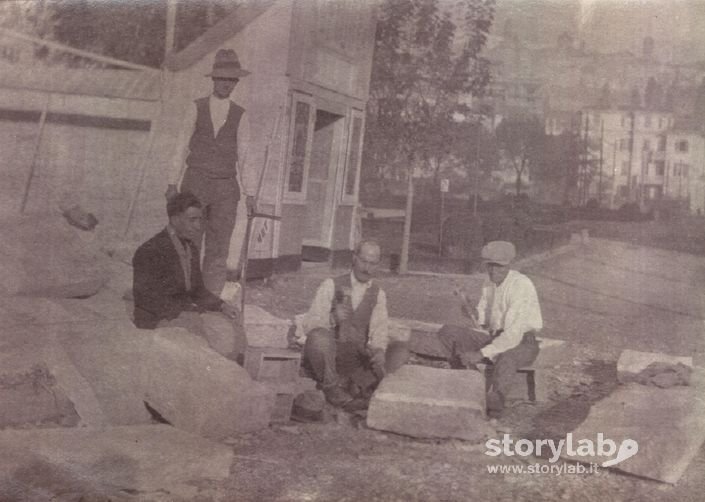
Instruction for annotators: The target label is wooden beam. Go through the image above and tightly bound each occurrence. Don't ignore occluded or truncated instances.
[0,27,158,72]
[19,94,50,214]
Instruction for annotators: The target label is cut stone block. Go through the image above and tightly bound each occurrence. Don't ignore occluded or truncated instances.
[143,329,275,440]
[562,369,705,483]
[0,215,109,298]
[244,304,292,348]
[0,329,88,429]
[367,365,494,441]
[617,349,693,383]
[59,321,275,439]
[0,424,234,500]
[58,322,155,425]
[0,297,79,327]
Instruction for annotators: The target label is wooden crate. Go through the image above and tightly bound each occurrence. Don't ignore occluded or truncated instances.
[243,347,301,383]
[271,392,295,423]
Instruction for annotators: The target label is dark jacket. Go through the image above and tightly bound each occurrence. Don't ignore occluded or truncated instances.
[132,228,222,329]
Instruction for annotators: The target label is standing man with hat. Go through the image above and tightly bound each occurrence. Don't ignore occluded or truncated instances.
[167,48,254,298]
[438,240,542,417]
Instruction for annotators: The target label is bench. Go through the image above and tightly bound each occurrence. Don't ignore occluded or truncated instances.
[477,362,537,402]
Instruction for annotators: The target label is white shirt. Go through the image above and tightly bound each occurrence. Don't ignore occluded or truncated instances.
[476,269,543,359]
[302,273,389,351]
[170,95,252,194]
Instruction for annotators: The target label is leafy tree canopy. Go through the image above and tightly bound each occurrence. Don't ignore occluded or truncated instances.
[363,0,495,186]
[2,0,232,68]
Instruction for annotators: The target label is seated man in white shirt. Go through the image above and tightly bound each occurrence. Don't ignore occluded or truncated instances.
[302,240,409,408]
[438,241,542,417]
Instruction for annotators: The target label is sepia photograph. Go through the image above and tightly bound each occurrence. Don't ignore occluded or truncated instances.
[0,0,703,500]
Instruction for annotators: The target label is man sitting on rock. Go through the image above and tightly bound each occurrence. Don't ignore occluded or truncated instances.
[438,240,542,417]
[302,240,409,408]
[132,191,245,360]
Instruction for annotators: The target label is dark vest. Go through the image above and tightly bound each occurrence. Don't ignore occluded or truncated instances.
[186,97,243,180]
[332,274,379,342]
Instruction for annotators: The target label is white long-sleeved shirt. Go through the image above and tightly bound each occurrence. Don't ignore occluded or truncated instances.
[302,273,389,351]
[476,269,543,360]
[169,95,253,195]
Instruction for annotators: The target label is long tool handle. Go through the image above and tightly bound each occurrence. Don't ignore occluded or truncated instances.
[238,109,284,314]
[19,95,50,214]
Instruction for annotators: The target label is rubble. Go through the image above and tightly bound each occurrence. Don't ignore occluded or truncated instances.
[0,424,234,500]
[60,321,275,440]
[617,349,693,384]
[562,368,705,483]
[0,215,109,298]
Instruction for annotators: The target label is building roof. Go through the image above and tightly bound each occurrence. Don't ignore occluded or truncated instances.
[163,0,276,72]
[0,61,161,101]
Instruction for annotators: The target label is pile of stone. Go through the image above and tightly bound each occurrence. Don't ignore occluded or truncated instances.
[0,216,286,499]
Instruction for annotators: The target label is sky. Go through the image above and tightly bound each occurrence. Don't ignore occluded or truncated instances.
[489,0,705,63]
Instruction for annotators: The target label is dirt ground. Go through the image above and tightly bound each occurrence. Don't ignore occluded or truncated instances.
[221,237,705,502]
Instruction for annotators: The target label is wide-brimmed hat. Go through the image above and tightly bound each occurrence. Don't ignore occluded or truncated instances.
[481,241,516,266]
[291,390,325,423]
[206,49,250,79]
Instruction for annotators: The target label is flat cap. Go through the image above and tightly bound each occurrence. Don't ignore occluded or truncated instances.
[481,241,516,265]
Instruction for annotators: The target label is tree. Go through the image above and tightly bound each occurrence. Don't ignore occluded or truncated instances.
[0,1,55,62]
[8,0,231,68]
[534,130,582,205]
[362,0,495,272]
[362,0,495,188]
[494,116,544,196]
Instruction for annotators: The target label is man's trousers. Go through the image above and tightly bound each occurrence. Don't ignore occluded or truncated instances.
[303,327,409,391]
[158,310,247,361]
[181,168,239,297]
[438,325,539,413]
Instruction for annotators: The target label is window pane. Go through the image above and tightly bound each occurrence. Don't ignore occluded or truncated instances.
[287,101,311,193]
[345,116,362,195]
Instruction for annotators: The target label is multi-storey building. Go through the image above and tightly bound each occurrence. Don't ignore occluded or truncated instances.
[664,127,705,214]
[555,108,705,214]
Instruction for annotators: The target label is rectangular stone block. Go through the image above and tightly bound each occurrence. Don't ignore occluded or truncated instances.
[244,304,292,348]
[367,365,494,441]
[617,349,693,383]
[0,425,234,500]
[244,347,301,383]
[142,329,276,441]
[562,368,705,483]
[59,322,154,425]
[59,321,275,440]
[0,328,91,429]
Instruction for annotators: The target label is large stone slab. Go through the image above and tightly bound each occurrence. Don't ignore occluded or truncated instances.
[367,365,494,441]
[0,328,90,429]
[244,304,292,348]
[142,328,276,440]
[59,321,275,440]
[58,322,154,425]
[0,297,80,327]
[0,424,234,501]
[617,349,693,384]
[0,215,109,298]
[562,369,705,483]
